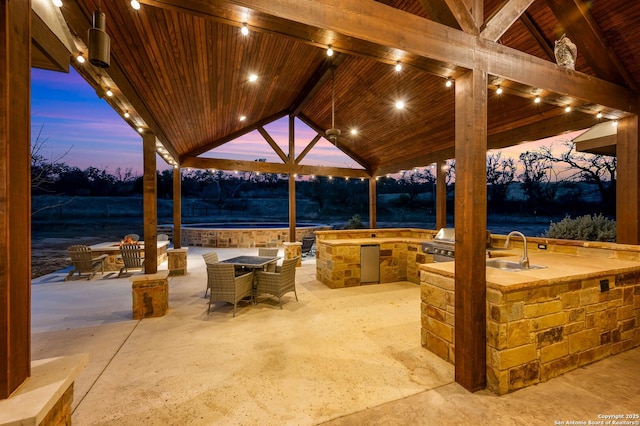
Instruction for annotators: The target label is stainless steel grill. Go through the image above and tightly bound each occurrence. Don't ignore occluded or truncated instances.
[422,228,456,262]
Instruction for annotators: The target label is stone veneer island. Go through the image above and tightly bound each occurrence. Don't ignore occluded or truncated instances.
[315,229,640,395]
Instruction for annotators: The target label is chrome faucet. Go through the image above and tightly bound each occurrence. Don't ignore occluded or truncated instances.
[505,231,529,269]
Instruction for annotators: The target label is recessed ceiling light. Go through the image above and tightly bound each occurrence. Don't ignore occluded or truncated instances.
[596,112,603,119]
[241,23,249,36]
[445,78,453,88]
[328,175,333,180]
[496,86,503,95]
[239,115,246,121]
[327,46,334,57]
[248,74,258,82]
[565,106,572,113]
[76,53,85,63]
[124,111,130,118]
[130,0,140,10]
[350,129,358,135]
[395,61,402,72]
[137,127,143,133]
[395,100,405,110]
[612,120,618,127]
[106,89,113,97]
[534,96,541,103]
[52,0,63,7]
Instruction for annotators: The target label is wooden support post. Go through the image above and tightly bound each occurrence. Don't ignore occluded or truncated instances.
[616,114,640,244]
[143,133,158,274]
[436,161,447,230]
[173,167,182,249]
[288,115,296,242]
[369,178,377,229]
[0,0,31,399]
[454,69,488,392]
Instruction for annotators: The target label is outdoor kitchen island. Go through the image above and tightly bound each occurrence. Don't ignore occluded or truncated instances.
[421,237,640,395]
[315,228,438,288]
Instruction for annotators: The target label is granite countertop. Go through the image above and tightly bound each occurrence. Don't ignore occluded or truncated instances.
[420,252,640,291]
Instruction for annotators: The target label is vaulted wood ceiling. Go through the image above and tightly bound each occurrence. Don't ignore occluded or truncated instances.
[57,0,639,177]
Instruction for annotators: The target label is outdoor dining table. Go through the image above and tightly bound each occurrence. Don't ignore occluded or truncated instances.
[220,255,279,302]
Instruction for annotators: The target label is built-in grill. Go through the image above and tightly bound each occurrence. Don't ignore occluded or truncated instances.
[422,228,456,262]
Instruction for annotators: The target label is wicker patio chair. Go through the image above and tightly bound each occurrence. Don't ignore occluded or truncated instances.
[258,248,279,272]
[202,251,219,297]
[255,256,299,309]
[206,263,254,317]
[118,243,144,277]
[65,245,108,281]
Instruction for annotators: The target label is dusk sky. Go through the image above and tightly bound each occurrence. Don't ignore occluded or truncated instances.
[31,67,586,177]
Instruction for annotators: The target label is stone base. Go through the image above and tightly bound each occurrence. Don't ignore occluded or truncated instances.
[0,354,88,426]
[283,242,302,267]
[130,271,170,319]
[167,247,188,276]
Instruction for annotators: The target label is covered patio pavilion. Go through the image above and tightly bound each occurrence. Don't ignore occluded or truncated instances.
[28,247,640,424]
[2,0,640,422]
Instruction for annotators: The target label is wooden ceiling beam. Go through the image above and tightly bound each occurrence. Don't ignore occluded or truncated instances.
[417,0,461,29]
[443,0,479,34]
[289,53,347,117]
[519,11,555,61]
[182,110,288,159]
[257,127,289,163]
[544,0,638,90]
[295,134,322,165]
[481,0,535,42]
[181,156,370,178]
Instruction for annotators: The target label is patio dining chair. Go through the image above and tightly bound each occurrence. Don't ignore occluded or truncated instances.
[118,243,145,277]
[202,251,219,297]
[255,256,299,309]
[258,247,279,272]
[65,245,108,281]
[206,263,254,317]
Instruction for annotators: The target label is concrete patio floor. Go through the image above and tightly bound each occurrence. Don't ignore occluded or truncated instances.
[31,247,640,425]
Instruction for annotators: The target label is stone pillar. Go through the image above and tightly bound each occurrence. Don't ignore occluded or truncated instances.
[283,242,302,266]
[130,271,170,319]
[167,247,188,276]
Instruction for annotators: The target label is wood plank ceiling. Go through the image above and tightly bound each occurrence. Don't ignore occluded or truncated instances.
[57,0,639,177]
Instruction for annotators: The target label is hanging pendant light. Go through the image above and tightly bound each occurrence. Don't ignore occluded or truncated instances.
[88,7,110,68]
[325,66,341,143]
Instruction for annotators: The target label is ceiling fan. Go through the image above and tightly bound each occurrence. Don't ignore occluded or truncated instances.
[325,66,341,143]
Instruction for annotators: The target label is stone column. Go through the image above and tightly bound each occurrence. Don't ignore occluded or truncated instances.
[283,242,302,266]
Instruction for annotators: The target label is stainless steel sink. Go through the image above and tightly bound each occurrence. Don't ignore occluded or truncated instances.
[486,259,545,272]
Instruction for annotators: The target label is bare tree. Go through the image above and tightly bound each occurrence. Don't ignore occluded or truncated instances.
[486,152,516,210]
[31,123,75,216]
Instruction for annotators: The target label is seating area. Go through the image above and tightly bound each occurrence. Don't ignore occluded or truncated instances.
[65,245,108,281]
[202,248,298,315]
[30,246,640,425]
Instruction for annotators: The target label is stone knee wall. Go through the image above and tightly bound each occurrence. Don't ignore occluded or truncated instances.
[421,271,640,395]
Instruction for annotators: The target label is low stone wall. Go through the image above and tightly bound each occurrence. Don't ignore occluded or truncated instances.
[181,225,330,248]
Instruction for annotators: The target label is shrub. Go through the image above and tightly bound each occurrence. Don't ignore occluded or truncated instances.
[543,214,616,242]
[344,214,365,229]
